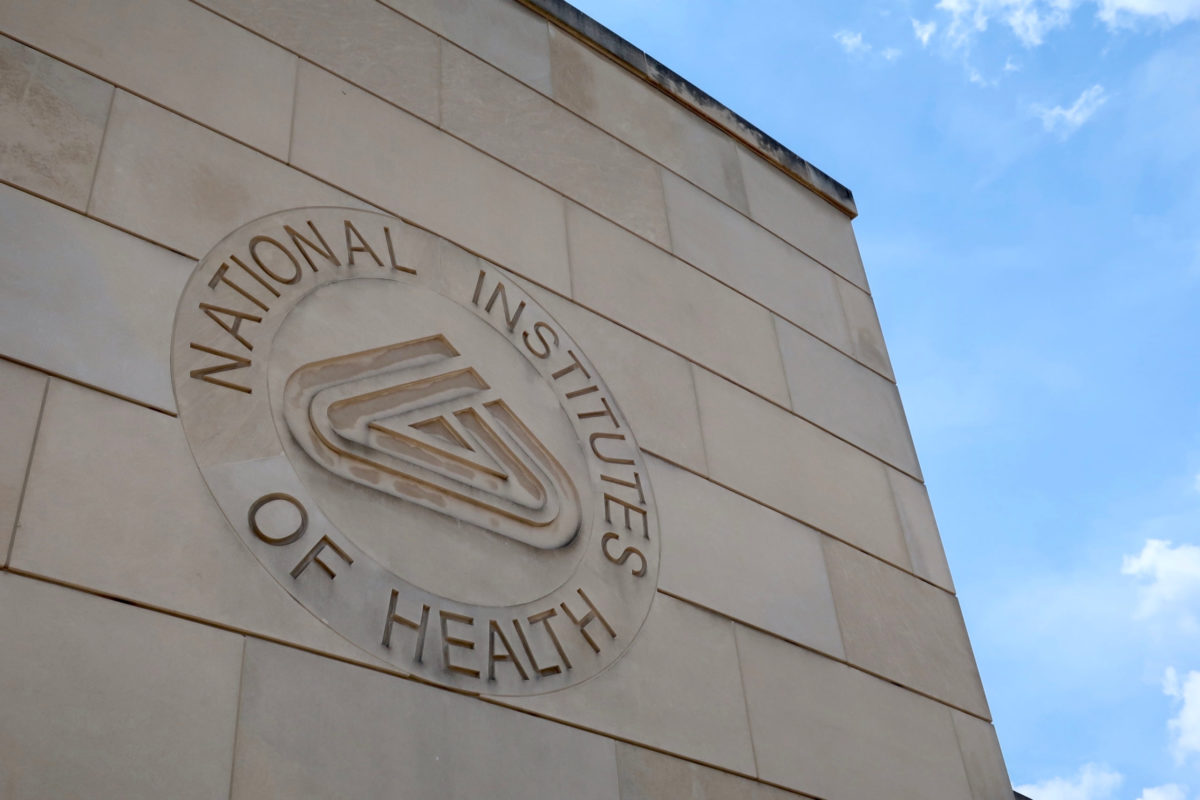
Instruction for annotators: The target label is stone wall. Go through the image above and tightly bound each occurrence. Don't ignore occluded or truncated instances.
[0,0,1012,797]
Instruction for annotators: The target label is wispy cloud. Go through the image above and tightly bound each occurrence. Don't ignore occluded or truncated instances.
[834,30,871,54]
[1122,538,1200,622]
[1015,764,1123,800]
[1098,0,1200,25]
[1164,668,1200,764]
[1005,55,1022,71]
[1033,84,1108,137]
[882,47,904,60]
[1136,782,1189,800]
[912,18,939,45]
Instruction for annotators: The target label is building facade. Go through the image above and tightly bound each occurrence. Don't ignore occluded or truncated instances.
[0,0,1014,797]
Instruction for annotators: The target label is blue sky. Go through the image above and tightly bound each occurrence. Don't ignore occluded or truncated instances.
[568,1,1200,798]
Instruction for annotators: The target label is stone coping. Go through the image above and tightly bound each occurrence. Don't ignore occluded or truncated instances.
[517,0,859,218]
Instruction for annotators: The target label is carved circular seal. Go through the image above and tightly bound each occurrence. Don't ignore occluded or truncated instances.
[172,208,659,695]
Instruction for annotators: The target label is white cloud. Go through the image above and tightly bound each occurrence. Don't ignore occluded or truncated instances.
[1136,783,1189,800]
[912,18,939,45]
[834,30,871,55]
[1098,0,1200,25]
[882,47,904,60]
[1015,764,1123,800]
[1123,539,1200,620]
[1005,55,1022,71]
[1032,84,1108,137]
[1192,472,1200,493]
[1165,668,1200,763]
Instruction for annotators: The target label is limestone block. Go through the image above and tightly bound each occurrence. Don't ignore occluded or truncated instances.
[838,278,895,379]
[548,27,748,214]
[195,0,440,124]
[648,456,844,657]
[616,744,803,800]
[0,35,111,209]
[953,710,1015,800]
[738,146,867,289]
[890,467,955,591]
[662,171,852,355]
[822,537,989,716]
[0,573,243,800]
[0,183,190,410]
[0,0,294,157]
[519,282,709,474]
[567,203,789,406]
[10,380,386,668]
[441,44,670,248]
[89,91,369,259]
[291,63,571,293]
[230,639,620,799]
[0,360,45,566]
[774,315,920,476]
[736,625,974,799]
[379,0,554,94]
[693,367,911,569]
[508,594,756,774]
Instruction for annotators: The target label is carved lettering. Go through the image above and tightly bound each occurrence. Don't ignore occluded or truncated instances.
[383,226,416,274]
[188,343,251,394]
[483,282,525,332]
[589,433,634,466]
[550,349,591,383]
[229,254,281,298]
[285,221,341,272]
[290,534,353,579]
[560,588,616,654]
[343,220,383,267]
[577,396,620,429]
[601,532,648,577]
[511,617,562,677]
[247,493,307,546]
[199,302,261,351]
[440,610,480,678]
[527,608,571,670]
[382,590,430,663]
[249,235,302,284]
[523,320,558,359]
[601,470,646,505]
[208,262,269,311]
[487,620,529,681]
[604,493,649,538]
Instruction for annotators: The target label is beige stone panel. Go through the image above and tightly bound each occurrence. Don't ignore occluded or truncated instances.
[647,456,843,657]
[774,315,921,476]
[89,91,370,260]
[0,183,190,411]
[890,468,955,591]
[0,572,242,800]
[379,0,553,94]
[0,0,294,157]
[838,278,895,379]
[291,63,571,294]
[822,537,990,717]
[194,0,439,124]
[738,146,868,289]
[616,744,803,800]
[693,368,911,568]
[10,380,384,668]
[0,360,46,565]
[736,625,974,800]
[509,594,755,774]
[568,203,790,406]
[662,171,852,354]
[442,45,670,248]
[0,35,111,209]
[548,27,748,214]
[231,639,619,799]
[953,710,1014,800]
[518,281,708,474]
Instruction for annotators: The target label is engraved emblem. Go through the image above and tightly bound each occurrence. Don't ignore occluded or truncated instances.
[172,208,659,695]
[283,336,581,550]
